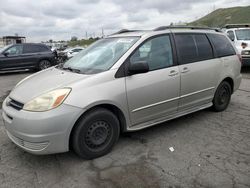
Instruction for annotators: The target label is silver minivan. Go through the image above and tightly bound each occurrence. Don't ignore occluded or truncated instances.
[2,26,242,159]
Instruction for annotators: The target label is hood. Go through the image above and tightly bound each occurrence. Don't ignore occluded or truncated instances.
[9,67,90,103]
[236,40,250,45]
[236,41,250,52]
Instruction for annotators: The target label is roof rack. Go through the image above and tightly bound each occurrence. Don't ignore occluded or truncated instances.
[154,25,222,32]
[224,24,250,29]
[111,29,143,35]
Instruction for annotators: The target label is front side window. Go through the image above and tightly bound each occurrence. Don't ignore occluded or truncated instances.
[0,45,12,53]
[235,29,250,40]
[175,34,213,64]
[208,34,236,57]
[62,37,139,74]
[5,45,23,55]
[130,35,173,71]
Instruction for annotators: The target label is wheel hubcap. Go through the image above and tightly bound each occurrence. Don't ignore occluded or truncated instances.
[40,61,50,69]
[218,86,230,105]
[85,121,111,150]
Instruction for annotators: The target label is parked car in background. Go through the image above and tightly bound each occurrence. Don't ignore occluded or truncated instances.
[46,43,68,58]
[2,26,242,159]
[0,43,56,72]
[224,24,250,66]
[64,47,85,58]
[56,47,85,64]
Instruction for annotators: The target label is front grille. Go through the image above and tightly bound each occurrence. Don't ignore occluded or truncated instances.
[7,131,49,151]
[242,50,250,55]
[8,99,24,110]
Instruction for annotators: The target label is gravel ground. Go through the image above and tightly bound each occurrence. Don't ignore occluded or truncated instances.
[0,68,250,188]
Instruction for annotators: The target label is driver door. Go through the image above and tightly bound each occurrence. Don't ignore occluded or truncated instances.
[125,35,180,126]
[0,45,23,70]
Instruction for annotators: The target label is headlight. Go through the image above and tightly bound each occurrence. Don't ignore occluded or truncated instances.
[23,88,71,112]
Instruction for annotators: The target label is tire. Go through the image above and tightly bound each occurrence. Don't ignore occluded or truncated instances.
[212,81,232,112]
[38,60,52,70]
[72,108,120,159]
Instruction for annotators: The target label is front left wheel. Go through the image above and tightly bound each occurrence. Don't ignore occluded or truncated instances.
[72,108,120,159]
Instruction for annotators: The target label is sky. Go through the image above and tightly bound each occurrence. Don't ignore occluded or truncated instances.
[0,0,249,42]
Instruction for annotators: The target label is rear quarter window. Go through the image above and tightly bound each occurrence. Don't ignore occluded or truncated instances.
[208,34,236,57]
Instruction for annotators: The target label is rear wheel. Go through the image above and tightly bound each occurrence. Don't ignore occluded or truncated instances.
[72,108,120,159]
[38,60,51,70]
[212,81,232,112]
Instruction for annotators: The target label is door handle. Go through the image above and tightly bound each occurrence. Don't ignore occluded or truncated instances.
[168,70,179,76]
[181,67,190,73]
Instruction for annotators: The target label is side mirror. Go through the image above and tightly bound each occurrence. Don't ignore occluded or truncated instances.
[3,52,9,56]
[128,61,149,75]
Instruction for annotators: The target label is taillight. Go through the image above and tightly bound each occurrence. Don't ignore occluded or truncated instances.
[241,42,248,49]
[237,54,242,64]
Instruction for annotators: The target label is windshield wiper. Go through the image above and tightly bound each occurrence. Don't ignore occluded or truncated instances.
[62,66,81,73]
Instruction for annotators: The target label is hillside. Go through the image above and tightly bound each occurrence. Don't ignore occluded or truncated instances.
[190,6,250,27]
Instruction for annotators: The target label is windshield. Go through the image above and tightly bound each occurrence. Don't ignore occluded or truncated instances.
[60,37,139,74]
[235,29,250,40]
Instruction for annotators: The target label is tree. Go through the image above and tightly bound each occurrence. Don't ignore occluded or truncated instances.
[71,36,78,41]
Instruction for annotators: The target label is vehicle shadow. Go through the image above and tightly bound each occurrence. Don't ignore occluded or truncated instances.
[0,69,35,76]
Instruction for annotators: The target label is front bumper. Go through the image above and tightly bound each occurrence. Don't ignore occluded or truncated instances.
[2,97,83,155]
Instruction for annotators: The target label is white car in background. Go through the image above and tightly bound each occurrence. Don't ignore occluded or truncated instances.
[224,24,250,66]
[64,47,84,59]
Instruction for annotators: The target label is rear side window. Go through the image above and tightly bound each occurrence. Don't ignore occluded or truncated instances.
[175,34,213,64]
[23,44,50,53]
[208,34,236,57]
[23,45,35,53]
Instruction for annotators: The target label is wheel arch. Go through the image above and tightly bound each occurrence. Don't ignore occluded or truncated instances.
[222,77,234,93]
[69,103,128,150]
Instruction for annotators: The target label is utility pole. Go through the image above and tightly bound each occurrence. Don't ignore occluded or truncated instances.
[213,4,216,12]
[102,28,104,38]
[85,31,88,39]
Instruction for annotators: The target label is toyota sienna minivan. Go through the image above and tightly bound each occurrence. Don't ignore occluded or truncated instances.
[2,26,242,159]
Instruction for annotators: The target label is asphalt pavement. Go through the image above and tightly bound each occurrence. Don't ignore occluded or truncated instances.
[0,68,250,188]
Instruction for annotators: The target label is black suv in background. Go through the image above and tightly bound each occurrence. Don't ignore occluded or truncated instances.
[0,43,56,72]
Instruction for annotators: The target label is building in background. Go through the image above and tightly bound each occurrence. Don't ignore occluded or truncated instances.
[0,36,26,47]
